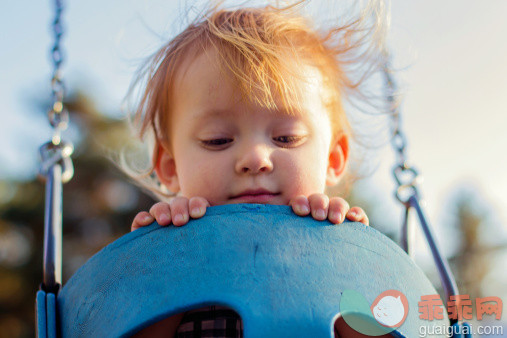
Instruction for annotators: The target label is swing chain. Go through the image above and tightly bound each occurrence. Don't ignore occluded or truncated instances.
[382,57,421,206]
[48,0,69,144]
[40,0,74,182]
[383,53,460,317]
[39,0,72,292]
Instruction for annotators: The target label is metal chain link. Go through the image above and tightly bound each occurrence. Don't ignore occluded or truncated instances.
[40,0,73,183]
[382,56,420,206]
[48,0,69,140]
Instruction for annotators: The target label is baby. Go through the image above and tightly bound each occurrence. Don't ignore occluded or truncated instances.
[124,1,383,336]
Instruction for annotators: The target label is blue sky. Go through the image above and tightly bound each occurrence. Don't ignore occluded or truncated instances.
[1,0,506,279]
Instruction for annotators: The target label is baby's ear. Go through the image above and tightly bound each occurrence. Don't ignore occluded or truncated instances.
[326,134,349,186]
[155,144,180,193]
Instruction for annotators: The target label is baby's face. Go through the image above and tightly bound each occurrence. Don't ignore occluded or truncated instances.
[156,50,347,206]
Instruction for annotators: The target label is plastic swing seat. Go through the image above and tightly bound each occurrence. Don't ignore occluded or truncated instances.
[37,204,450,337]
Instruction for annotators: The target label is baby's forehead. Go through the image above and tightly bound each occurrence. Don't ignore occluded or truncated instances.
[190,106,311,123]
[182,44,318,78]
[174,47,328,109]
[173,49,219,90]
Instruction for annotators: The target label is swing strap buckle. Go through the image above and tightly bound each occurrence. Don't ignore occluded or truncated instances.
[39,140,74,183]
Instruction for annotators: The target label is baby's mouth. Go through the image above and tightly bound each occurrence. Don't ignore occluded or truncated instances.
[229,189,281,203]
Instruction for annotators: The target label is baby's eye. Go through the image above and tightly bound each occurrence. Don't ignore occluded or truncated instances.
[200,138,233,149]
[273,135,306,147]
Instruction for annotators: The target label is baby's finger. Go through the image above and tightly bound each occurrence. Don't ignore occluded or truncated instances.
[131,212,154,232]
[149,202,172,226]
[169,197,190,226]
[289,195,310,216]
[189,197,210,219]
[346,207,369,226]
[328,197,350,224]
[308,193,330,221]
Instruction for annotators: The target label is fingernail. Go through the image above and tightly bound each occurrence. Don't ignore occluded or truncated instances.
[173,214,187,224]
[159,214,169,224]
[330,212,340,223]
[300,205,309,214]
[173,214,183,223]
[348,211,357,218]
[315,209,326,219]
[143,215,154,223]
[191,208,203,217]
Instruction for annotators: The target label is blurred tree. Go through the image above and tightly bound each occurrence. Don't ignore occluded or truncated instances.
[447,188,507,300]
[0,88,156,337]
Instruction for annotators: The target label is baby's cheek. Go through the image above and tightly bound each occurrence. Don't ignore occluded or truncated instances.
[283,162,327,199]
[300,146,328,188]
[180,164,226,204]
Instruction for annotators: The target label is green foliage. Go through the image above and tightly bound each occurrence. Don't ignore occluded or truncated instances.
[0,89,156,337]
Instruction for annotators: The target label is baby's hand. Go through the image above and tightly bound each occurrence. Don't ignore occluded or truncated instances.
[289,194,369,226]
[131,197,210,231]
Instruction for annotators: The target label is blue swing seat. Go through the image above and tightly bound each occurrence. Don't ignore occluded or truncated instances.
[37,204,449,337]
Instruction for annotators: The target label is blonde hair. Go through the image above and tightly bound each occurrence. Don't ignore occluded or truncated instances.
[121,0,389,200]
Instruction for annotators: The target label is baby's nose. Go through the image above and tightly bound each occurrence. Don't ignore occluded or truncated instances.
[235,144,273,174]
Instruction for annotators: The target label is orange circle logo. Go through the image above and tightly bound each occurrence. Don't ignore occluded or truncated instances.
[370,290,409,328]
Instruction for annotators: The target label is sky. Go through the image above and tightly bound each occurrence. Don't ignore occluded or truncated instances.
[1,1,506,276]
